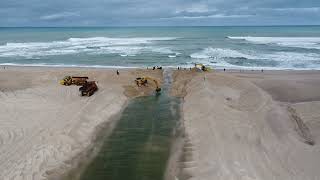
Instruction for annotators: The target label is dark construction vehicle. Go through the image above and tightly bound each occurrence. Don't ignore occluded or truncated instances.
[79,81,98,96]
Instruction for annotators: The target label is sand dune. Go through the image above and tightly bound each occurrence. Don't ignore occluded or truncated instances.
[173,70,320,180]
[0,67,162,180]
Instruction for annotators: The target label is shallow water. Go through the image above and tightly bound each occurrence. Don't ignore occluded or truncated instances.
[80,70,181,180]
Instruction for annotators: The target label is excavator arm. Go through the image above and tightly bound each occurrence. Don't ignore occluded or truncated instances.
[144,76,161,92]
[135,76,161,92]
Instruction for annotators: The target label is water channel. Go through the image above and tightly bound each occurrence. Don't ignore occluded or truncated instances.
[80,69,181,180]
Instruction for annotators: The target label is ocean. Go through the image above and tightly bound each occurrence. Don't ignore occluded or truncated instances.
[1,26,320,70]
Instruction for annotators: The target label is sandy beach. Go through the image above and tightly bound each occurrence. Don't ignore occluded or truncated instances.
[0,66,162,179]
[172,69,320,180]
[1,66,320,180]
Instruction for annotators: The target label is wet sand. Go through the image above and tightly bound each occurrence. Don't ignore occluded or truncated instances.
[0,66,162,179]
[172,70,320,180]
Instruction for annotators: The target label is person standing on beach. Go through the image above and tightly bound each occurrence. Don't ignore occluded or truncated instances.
[117,70,119,75]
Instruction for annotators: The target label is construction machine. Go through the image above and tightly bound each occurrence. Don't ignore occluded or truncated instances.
[79,81,98,96]
[135,76,161,92]
[194,64,210,72]
[60,76,88,86]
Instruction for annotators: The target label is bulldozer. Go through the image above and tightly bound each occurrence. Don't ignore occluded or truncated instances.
[79,81,98,96]
[60,76,88,86]
[135,76,161,93]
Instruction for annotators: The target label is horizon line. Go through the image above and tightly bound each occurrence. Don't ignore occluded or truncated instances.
[1,25,320,28]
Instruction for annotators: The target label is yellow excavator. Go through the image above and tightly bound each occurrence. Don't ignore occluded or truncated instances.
[60,76,88,86]
[194,63,210,72]
[135,76,161,92]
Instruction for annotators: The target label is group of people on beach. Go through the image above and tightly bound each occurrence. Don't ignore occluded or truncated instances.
[146,66,163,70]
[116,67,265,74]
[146,66,193,71]
[177,67,192,70]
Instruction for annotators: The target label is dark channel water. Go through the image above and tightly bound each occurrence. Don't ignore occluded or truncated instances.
[79,70,181,180]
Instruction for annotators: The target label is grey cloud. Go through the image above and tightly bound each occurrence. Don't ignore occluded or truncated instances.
[40,12,80,21]
[263,7,320,12]
[162,14,253,20]
[175,3,211,13]
[0,0,320,26]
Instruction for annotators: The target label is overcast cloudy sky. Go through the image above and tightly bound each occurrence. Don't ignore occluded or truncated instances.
[1,0,320,26]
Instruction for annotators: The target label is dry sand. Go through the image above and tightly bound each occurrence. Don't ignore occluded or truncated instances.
[0,66,162,180]
[2,66,320,180]
[172,70,320,180]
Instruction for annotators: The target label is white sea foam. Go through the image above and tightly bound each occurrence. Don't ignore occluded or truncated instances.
[228,36,320,49]
[150,47,177,54]
[190,47,257,68]
[0,37,178,58]
[91,46,144,56]
[88,46,180,57]
[0,63,139,69]
[262,52,320,68]
[190,47,320,70]
[263,52,320,62]
[190,47,257,60]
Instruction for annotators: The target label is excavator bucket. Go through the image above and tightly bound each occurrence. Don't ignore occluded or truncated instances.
[59,80,65,85]
[135,76,161,93]
[60,76,87,86]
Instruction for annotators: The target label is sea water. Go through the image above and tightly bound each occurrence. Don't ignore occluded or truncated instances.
[1,26,320,70]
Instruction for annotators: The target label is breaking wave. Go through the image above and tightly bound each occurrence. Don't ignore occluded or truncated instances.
[227,36,320,50]
[190,47,320,70]
[0,63,139,69]
[0,37,178,58]
[190,47,257,60]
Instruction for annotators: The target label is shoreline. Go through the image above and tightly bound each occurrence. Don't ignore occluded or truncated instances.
[2,64,320,71]
[0,64,152,70]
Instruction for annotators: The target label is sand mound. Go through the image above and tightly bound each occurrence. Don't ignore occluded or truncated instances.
[0,67,163,179]
[0,74,126,179]
[176,72,320,180]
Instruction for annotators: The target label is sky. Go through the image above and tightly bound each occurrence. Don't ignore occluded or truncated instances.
[1,0,320,26]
